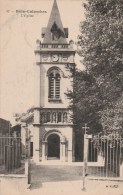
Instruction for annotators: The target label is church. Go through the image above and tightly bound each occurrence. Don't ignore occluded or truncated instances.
[14,0,105,166]
[19,0,76,163]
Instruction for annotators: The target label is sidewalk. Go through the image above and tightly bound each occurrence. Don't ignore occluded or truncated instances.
[0,178,123,195]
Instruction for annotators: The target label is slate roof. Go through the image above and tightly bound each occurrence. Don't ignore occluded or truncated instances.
[43,0,67,44]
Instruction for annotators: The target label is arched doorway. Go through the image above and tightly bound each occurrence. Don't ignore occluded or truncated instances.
[47,134,60,159]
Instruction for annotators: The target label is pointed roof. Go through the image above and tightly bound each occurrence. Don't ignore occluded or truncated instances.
[43,0,67,44]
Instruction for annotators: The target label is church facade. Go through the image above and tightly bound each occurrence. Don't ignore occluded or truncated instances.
[20,0,75,163]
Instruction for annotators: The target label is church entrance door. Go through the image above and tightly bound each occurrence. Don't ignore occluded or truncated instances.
[47,134,60,159]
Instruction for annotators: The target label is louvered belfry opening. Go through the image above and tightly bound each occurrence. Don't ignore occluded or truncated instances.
[48,70,61,100]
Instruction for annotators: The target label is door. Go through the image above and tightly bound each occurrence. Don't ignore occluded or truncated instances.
[47,134,60,159]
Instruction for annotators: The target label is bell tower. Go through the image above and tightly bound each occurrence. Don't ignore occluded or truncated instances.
[33,0,75,163]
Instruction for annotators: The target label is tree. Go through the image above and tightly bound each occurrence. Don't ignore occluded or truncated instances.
[77,0,123,133]
[67,70,102,132]
[66,69,103,161]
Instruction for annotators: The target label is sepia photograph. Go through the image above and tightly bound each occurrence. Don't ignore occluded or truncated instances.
[0,0,123,194]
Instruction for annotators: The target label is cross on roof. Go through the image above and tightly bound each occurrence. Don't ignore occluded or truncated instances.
[82,123,89,134]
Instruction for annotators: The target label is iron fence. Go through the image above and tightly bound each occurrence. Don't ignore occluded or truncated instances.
[0,135,24,174]
[87,132,123,178]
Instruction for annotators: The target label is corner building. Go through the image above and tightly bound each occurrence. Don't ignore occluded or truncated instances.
[32,0,75,163]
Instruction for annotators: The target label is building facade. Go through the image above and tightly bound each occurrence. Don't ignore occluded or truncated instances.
[0,118,10,135]
[20,0,75,163]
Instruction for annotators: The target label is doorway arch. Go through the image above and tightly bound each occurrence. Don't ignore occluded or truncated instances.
[47,134,60,159]
[42,130,66,161]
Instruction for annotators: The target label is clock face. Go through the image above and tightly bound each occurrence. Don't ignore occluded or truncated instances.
[52,54,59,62]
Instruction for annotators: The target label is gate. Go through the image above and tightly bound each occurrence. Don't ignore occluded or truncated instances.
[0,135,21,173]
[86,131,123,178]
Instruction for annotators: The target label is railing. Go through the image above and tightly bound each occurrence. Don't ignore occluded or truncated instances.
[41,44,69,49]
[0,135,24,174]
[86,132,123,178]
[36,44,70,50]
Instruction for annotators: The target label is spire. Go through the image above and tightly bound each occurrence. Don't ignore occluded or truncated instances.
[43,0,67,44]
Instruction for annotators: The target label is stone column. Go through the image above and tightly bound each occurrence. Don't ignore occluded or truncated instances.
[34,63,40,108]
[61,136,66,162]
[61,142,66,162]
[33,60,41,163]
[42,141,47,161]
[34,109,40,124]
[60,142,62,160]
[33,125,40,163]
[67,136,72,162]
[33,109,40,163]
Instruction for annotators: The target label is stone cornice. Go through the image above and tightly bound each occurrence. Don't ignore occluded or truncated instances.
[29,107,72,110]
[41,123,73,127]
[31,107,72,113]
[35,50,76,54]
[36,62,76,65]
[21,113,34,122]
[33,123,40,126]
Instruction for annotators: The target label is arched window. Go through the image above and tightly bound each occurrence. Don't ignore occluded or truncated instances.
[51,22,61,41]
[52,112,56,123]
[48,68,61,100]
[63,112,67,123]
[57,112,62,123]
[46,112,51,123]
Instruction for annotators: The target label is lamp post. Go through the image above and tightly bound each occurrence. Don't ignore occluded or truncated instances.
[82,123,89,191]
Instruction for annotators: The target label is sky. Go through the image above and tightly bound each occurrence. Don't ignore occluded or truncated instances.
[0,0,85,124]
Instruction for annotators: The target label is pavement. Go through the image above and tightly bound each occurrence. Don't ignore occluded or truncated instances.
[0,162,123,195]
[0,178,123,195]
[29,163,120,190]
